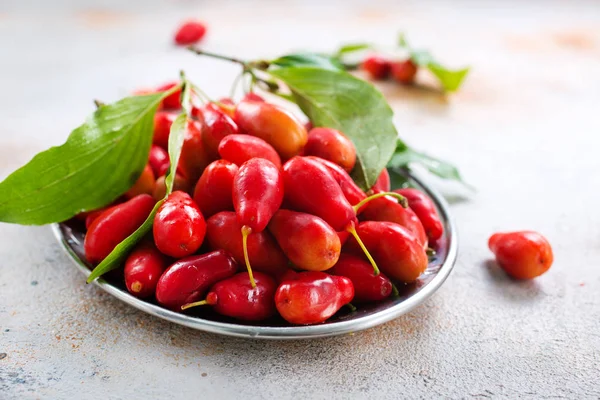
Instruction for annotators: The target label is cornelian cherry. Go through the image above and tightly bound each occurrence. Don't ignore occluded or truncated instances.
[359,193,428,249]
[488,231,553,280]
[391,60,418,84]
[156,82,182,110]
[329,254,393,303]
[362,56,391,80]
[234,100,307,160]
[396,188,444,242]
[233,158,284,287]
[371,168,390,192]
[206,211,288,278]
[182,272,277,321]
[153,111,178,149]
[148,145,170,177]
[306,156,367,209]
[268,210,340,272]
[174,20,207,46]
[155,250,237,311]
[195,103,239,159]
[124,241,168,298]
[304,128,356,172]
[84,194,155,264]
[153,191,206,258]
[193,160,238,217]
[275,271,354,325]
[218,134,282,169]
[177,119,211,183]
[346,221,428,283]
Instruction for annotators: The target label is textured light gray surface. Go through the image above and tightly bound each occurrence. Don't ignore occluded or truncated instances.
[1,1,599,399]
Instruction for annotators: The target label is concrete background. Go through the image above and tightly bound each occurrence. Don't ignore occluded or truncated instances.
[1,0,599,398]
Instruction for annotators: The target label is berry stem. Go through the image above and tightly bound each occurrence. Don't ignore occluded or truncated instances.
[346,221,380,275]
[391,283,400,297]
[181,299,208,310]
[241,225,257,288]
[346,303,357,312]
[187,46,247,67]
[353,191,408,213]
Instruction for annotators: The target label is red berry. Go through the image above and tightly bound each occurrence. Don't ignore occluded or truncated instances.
[153,191,206,258]
[362,56,391,80]
[391,60,418,84]
[84,195,156,264]
[124,241,168,298]
[148,145,169,177]
[124,164,155,199]
[303,128,356,173]
[174,21,207,46]
[153,111,178,149]
[156,82,182,110]
[488,231,553,280]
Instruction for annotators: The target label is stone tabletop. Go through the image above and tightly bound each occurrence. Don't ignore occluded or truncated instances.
[1,1,599,399]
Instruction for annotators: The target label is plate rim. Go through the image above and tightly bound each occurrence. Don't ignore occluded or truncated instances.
[52,170,458,340]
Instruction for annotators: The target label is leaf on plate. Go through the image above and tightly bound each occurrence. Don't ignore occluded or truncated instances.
[86,112,188,283]
[387,138,472,188]
[268,66,398,190]
[0,90,179,225]
[269,53,344,71]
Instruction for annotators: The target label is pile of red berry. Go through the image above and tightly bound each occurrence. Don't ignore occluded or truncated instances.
[362,56,418,84]
[78,82,445,325]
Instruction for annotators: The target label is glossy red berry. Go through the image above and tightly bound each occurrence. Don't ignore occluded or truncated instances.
[218,134,282,169]
[346,221,428,283]
[196,103,239,159]
[396,188,443,242]
[329,254,392,303]
[202,272,277,321]
[155,250,237,311]
[124,241,168,298]
[84,194,155,264]
[174,20,207,46]
[362,56,391,80]
[282,156,355,232]
[153,191,206,258]
[153,111,178,149]
[371,168,390,192]
[488,231,553,280]
[148,145,170,177]
[268,210,340,272]
[177,119,211,183]
[233,158,283,233]
[156,82,182,110]
[206,211,288,278]
[391,60,418,84]
[275,271,354,325]
[304,128,357,172]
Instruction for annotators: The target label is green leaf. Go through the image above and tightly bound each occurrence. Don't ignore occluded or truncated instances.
[388,167,410,189]
[0,91,175,225]
[399,34,469,93]
[269,53,343,71]
[427,64,470,93]
[86,110,188,283]
[269,67,398,190]
[335,43,373,56]
[387,138,472,188]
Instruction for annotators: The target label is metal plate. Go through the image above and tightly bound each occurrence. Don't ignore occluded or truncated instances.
[52,169,458,339]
